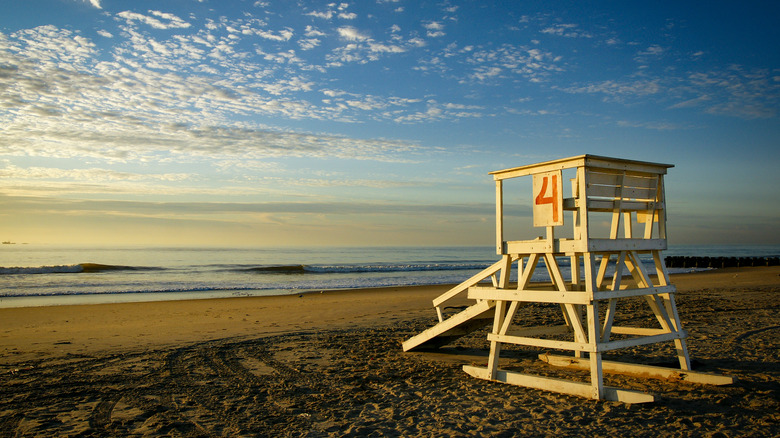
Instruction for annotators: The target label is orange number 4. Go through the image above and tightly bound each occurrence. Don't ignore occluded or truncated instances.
[535,174,559,223]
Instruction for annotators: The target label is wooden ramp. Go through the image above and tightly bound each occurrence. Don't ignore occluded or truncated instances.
[402,300,495,351]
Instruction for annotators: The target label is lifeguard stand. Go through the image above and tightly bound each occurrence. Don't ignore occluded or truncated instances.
[403,155,731,403]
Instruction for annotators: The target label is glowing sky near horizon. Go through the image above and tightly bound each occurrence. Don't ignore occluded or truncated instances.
[1,0,778,247]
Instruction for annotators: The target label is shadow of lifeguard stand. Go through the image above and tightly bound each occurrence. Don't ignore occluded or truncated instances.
[403,155,731,403]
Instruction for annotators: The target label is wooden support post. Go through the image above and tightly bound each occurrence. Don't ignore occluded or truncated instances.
[596,253,611,291]
[570,253,581,288]
[576,166,589,241]
[587,299,604,399]
[609,172,625,239]
[498,254,512,289]
[496,180,504,255]
[487,300,507,379]
[517,253,540,290]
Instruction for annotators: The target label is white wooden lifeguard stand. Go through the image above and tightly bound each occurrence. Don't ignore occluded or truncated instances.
[403,155,731,403]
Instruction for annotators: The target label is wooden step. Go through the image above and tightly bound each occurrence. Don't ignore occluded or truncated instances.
[402,300,495,352]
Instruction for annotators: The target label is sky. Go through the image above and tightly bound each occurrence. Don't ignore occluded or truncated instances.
[1,0,778,247]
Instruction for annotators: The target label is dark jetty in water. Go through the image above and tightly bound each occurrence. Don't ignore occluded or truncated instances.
[665,256,780,269]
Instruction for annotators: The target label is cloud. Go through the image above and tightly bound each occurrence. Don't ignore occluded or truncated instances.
[460,44,564,84]
[116,10,191,30]
[634,44,666,64]
[336,26,369,41]
[560,79,662,101]
[306,10,334,19]
[424,21,445,37]
[0,165,187,181]
[367,42,405,54]
[540,23,592,38]
[560,65,779,119]
[0,26,425,165]
[306,4,356,21]
[304,26,326,37]
[298,38,320,50]
[2,195,496,219]
[680,67,779,119]
[253,28,294,41]
[616,120,690,130]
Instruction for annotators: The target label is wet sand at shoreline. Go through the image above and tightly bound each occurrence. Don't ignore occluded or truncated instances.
[1,267,778,436]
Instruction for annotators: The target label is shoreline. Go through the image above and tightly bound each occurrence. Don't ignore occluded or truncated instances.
[0,266,720,310]
[1,266,778,436]
[1,266,776,363]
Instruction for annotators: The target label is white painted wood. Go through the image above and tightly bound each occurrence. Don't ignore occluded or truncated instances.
[543,253,568,292]
[625,250,652,288]
[499,300,522,335]
[581,252,597,297]
[609,172,625,239]
[487,299,507,379]
[505,324,570,337]
[601,298,617,342]
[576,166,590,242]
[586,238,667,252]
[487,333,594,352]
[644,294,675,332]
[505,239,554,254]
[517,253,540,290]
[653,250,670,286]
[432,258,510,308]
[498,254,512,289]
[489,154,672,181]
[468,287,591,305]
[592,285,676,300]
[463,366,655,403]
[657,177,668,240]
[598,331,686,352]
[609,326,668,336]
[402,300,495,352]
[596,253,610,290]
[539,354,732,385]
[585,199,663,212]
[490,156,588,180]
[532,170,564,227]
[496,180,504,254]
[570,254,581,288]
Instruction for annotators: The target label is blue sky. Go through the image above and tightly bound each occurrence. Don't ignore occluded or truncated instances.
[1,0,778,247]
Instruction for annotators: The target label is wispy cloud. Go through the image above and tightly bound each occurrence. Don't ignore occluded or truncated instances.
[116,10,191,30]
[560,79,662,102]
[561,66,779,119]
[2,195,497,219]
[81,0,102,9]
[679,67,779,119]
[540,23,592,38]
[336,26,369,42]
[306,3,357,21]
[0,24,435,167]
[424,21,445,37]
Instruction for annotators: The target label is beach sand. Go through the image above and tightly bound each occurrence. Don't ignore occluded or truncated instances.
[1,267,778,436]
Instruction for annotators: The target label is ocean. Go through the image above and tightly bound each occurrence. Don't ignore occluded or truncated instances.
[1,244,778,308]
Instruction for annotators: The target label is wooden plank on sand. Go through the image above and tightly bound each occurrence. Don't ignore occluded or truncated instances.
[463,365,654,403]
[539,354,733,385]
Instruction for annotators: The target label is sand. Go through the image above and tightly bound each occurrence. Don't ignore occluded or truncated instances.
[0,267,778,437]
